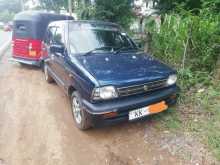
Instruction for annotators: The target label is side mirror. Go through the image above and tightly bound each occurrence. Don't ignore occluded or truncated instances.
[50,44,64,54]
[138,43,142,49]
[132,38,142,49]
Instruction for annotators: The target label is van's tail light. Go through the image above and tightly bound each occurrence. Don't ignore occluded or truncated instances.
[28,43,37,57]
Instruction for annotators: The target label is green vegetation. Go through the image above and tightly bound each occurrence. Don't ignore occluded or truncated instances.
[143,0,220,160]
[0,0,22,13]
[146,7,220,90]
[0,0,21,23]
[187,85,220,160]
[76,0,134,30]
[38,0,69,13]
[36,0,134,29]
[149,83,220,160]
[0,11,15,23]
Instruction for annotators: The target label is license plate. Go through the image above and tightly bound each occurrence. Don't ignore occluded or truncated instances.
[29,50,36,56]
[129,101,168,121]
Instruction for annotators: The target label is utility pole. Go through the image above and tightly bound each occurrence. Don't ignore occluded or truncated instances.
[20,0,25,11]
[68,0,72,16]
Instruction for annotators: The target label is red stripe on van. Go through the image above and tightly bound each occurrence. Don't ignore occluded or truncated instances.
[12,38,43,60]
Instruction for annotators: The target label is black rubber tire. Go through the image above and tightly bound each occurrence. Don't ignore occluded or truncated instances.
[40,61,44,72]
[18,62,27,67]
[44,64,54,83]
[71,91,92,130]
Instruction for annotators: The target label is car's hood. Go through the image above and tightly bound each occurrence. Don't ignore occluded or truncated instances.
[75,52,175,86]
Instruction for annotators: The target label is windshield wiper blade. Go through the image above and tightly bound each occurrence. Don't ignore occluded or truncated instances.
[83,46,115,56]
[114,46,136,54]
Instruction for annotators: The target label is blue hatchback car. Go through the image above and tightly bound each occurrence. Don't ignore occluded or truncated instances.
[44,20,179,130]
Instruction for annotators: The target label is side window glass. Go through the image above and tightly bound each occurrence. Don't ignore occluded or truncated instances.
[53,26,64,45]
[45,27,56,44]
[17,24,26,31]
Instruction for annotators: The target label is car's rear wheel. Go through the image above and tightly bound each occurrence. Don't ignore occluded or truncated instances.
[44,64,54,83]
[71,92,92,130]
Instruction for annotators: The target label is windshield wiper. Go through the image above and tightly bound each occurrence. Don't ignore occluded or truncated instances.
[83,46,115,56]
[114,46,137,54]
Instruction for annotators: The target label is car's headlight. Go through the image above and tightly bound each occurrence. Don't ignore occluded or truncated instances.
[167,74,177,86]
[92,86,118,100]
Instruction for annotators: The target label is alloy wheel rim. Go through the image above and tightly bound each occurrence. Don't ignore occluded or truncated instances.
[72,97,82,124]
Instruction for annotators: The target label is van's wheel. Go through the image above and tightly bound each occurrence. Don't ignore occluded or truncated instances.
[44,64,54,83]
[71,92,92,130]
[19,62,26,67]
[40,61,44,72]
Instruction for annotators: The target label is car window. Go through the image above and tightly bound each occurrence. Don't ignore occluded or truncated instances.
[47,26,65,45]
[17,25,26,31]
[69,26,134,54]
[14,23,30,38]
[53,26,64,45]
[45,27,56,44]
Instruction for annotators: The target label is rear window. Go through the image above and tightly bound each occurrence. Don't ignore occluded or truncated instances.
[13,23,30,39]
[17,25,27,31]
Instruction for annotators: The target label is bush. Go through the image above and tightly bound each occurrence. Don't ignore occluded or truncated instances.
[145,8,220,89]
[76,0,134,30]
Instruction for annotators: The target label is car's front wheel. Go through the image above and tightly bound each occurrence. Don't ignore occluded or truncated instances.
[44,64,54,83]
[71,92,92,130]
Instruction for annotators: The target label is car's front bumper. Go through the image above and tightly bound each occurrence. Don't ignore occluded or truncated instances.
[82,85,179,127]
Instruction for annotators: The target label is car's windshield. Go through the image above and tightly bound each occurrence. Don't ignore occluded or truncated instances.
[68,24,136,54]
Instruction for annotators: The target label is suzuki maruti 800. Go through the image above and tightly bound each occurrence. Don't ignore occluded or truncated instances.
[44,20,179,130]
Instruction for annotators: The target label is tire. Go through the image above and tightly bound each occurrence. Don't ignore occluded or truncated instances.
[19,62,27,67]
[40,61,44,72]
[44,64,54,83]
[71,91,92,130]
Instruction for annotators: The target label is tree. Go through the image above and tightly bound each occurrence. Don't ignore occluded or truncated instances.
[38,0,70,13]
[152,0,220,15]
[0,11,15,22]
[94,0,134,29]
[76,0,134,29]
[75,0,95,19]
[0,0,22,13]
[153,0,202,14]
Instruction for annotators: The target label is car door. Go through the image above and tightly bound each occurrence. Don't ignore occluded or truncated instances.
[45,26,57,71]
[49,23,69,92]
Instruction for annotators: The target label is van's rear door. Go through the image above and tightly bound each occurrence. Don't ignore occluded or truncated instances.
[12,22,43,60]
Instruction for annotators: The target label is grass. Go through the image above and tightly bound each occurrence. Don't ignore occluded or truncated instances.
[151,84,220,161]
[151,107,182,131]
[200,103,220,160]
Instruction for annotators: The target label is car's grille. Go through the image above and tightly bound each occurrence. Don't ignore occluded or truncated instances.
[117,79,167,97]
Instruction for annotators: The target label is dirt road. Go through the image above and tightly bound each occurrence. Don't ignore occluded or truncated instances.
[0,50,217,165]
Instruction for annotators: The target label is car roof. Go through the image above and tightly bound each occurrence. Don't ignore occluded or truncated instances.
[13,11,73,40]
[49,20,120,29]
[14,11,73,22]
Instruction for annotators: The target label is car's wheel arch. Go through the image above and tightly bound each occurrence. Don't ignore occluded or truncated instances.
[68,86,76,98]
